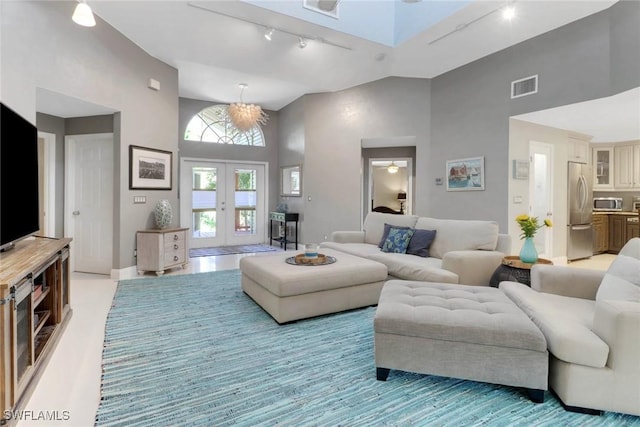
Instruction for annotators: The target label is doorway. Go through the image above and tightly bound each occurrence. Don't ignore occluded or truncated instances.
[37,131,56,237]
[180,159,267,249]
[65,133,114,274]
[368,159,412,215]
[529,141,554,257]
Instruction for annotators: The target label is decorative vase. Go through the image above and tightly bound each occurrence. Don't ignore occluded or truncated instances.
[519,237,538,263]
[154,199,173,229]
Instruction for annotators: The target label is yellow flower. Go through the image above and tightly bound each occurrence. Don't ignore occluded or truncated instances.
[515,214,552,239]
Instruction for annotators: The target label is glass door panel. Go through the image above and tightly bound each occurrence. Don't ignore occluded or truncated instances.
[181,160,265,248]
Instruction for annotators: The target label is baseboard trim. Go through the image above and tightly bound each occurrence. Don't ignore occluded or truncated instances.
[111,265,138,281]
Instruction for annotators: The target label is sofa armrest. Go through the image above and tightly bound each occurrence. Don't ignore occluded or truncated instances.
[441,250,504,286]
[530,264,604,300]
[329,231,365,244]
[592,300,640,371]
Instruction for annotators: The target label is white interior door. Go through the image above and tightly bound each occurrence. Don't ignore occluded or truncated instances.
[181,160,266,248]
[529,141,554,257]
[65,133,114,274]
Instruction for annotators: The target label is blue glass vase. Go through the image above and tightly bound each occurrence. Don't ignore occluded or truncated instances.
[519,237,538,263]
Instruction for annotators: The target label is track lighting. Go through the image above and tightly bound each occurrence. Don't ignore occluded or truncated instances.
[72,0,96,27]
[264,28,274,41]
[298,37,307,49]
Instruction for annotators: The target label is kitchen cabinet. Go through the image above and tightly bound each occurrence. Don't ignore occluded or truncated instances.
[592,214,609,254]
[613,143,640,189]
[592,146,614,189]
[568,137,590,163]
[629,221,640,240]
[608,215,627,253]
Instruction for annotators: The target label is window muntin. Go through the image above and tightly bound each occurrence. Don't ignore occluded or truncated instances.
[184,104,265,146]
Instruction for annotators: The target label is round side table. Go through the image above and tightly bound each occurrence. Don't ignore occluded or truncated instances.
[489,256,553,287]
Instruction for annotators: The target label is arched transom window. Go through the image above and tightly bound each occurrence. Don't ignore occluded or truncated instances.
[184,104,265,146]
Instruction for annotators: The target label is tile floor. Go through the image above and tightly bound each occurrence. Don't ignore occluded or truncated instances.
[15,253,614,427]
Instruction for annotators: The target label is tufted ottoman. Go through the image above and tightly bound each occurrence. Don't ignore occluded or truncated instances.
[374,280,548,402]
[240,248,388,324]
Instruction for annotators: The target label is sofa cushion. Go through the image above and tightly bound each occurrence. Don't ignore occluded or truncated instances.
[596,254,640,302]
[415,217,499,259]
[381,228,415,253]
[500,281,609,368]
[320,242,384,258]
[406,229,437,258]
[378,223,410,248]
[369,253,458,283]
[363,213,418,245]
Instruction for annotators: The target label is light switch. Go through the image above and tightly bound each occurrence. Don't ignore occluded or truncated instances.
[134,196,146,204]
[513,196,523,204]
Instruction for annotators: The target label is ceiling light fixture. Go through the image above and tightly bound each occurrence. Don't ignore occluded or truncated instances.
[387,162,399,174]
[264,28,274,41]
[298,37,308,49]
[227,83,268,132]
[72,0,96,27]
[187,2,351,51]
[502,5,516,21]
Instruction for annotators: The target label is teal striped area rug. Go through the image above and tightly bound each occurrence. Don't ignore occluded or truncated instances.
[96,270,639,426]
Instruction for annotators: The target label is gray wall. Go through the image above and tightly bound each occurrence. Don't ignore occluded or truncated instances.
[2,1,179,270]
[430,1,639,229]
[276,1,639,242]
[291,77,431,243]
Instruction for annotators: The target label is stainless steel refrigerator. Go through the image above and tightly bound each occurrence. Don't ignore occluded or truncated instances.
[567,162,593,261]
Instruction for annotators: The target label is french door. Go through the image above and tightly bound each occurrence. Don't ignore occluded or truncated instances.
[180,160,266,248]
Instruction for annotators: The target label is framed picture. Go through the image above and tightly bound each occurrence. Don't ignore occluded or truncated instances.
[129,145,172,190]
[513,159,529,180]
[303,0,339,18]
[446,156,485,191]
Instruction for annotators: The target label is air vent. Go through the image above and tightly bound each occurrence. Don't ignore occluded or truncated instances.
[511,75,538,99]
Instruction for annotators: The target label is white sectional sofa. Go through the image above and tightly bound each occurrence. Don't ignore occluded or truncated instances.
[321,212,511,286]
[500,238,640,416]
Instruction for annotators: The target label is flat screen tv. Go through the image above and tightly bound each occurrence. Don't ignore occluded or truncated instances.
[1,102,40,251]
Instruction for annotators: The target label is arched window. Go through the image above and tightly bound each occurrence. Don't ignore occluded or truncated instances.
[184,104,265,146]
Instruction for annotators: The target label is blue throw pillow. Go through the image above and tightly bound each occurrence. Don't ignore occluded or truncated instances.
[406,229,437,257]
[378,223,410,248]
[382,227,415,253]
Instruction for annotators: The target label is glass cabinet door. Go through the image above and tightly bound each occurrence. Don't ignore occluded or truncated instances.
[593,146,614,189]
[12,278,33,395]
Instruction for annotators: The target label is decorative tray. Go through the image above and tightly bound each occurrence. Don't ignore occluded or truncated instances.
[285,253,337,266]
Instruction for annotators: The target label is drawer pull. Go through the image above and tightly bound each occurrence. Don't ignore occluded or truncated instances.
[174,244,179,250]
[174,255,179,262]
[173,234,179,241]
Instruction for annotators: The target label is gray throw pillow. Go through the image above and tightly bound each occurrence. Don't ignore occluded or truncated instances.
[406,229,437,257]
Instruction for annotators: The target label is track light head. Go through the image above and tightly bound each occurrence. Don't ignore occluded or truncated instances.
[72,0,96,27]
[298,37,307,49]
[264,28,274,41]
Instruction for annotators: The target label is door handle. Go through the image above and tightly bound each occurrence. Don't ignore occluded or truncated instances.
[72,210,80,216]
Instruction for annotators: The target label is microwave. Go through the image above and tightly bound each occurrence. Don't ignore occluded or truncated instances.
[593,197,623,211]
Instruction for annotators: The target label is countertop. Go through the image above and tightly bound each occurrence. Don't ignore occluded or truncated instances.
[593,211,639,216]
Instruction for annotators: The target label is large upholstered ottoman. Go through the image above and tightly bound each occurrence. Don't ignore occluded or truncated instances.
[374,280,548,402]
[240,248,388,324]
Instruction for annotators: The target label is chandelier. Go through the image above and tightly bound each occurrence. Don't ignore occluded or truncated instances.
[228,84,268,132]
